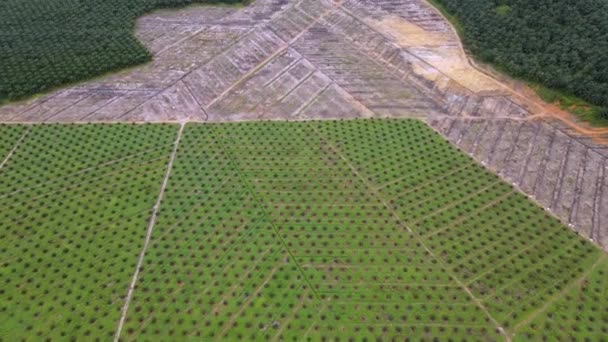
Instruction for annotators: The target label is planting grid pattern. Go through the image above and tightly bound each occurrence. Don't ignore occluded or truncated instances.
[2,120,605,341]
[1,0,607,255]
[0,124,178,340]
[429,117,608,250]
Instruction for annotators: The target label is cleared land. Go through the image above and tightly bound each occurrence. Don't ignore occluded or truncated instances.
[429,0,608,124]
[0,120,605,340]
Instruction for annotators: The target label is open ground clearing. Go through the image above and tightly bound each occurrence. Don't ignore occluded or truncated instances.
[429,0,608,125]
[0,120,606,341]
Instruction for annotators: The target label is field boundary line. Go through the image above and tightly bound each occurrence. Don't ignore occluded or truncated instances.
[80,91,128,121]
[0,127,30,171]
[274,69,317,104]
[114,24,259,121]
[330,301,473,306]
[375,162,470,192]
[549,137,573,210]
[205,2,339,110]
[292,82,333,120]
[310,123,510,341]
[404,180,504,226]
[463,230,560,286]
[568,148,589,224]
[515,122,542,185]
[480,238,583,301]
[511,254,606,335]
[389,178,501,215]
[0,144,171,200]
[497,121,524,171]
[0,164,172,226]
[421,190,514,239]
[354,144,449,172]
[485,120,508,166]
[210,126,321,303]
[43,93,95,121]
[1,156,169,208]
[135,224,274,340]
[530,128,557,195]
[386,170,497,203]
[182,81,209,121]
[114,123,185,342]
[263,56,304,87]
[591,158,606,242]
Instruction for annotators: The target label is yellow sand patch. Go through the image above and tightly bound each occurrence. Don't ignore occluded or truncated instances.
[409,45,502,93]
[368,15,504,93]
[370,15,451,46]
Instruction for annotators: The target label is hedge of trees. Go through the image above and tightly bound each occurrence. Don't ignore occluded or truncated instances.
[0,0,244,102]
[431,0,608,117]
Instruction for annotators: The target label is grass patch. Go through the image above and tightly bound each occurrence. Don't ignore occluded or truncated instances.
[494,5,511,16]
[532,84,608,126]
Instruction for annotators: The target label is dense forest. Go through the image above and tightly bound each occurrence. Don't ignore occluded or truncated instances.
[0,0,244,102]
[431,0,608,119]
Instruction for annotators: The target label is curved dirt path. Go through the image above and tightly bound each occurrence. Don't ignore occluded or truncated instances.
[418,0,608,141]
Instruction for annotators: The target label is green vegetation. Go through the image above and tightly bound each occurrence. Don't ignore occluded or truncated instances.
[0,126,27,161]
[494,5,511,16]
[0,124,178,339]
[532,84,608,126]
[515,258,608,340]
[0,0,245,103]
[428,0,608,125]
[0,120,606,340]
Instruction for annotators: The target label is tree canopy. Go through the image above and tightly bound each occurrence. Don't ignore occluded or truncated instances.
[0,0,244,102]
[433,0,608,112]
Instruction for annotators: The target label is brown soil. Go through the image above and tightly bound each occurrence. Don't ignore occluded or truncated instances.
[418,0,608,143]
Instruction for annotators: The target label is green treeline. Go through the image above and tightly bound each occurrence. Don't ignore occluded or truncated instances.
[431,0,608,118]
[0,0,244,102]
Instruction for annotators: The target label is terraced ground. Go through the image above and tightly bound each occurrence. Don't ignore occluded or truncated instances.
[1,120,606,341]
